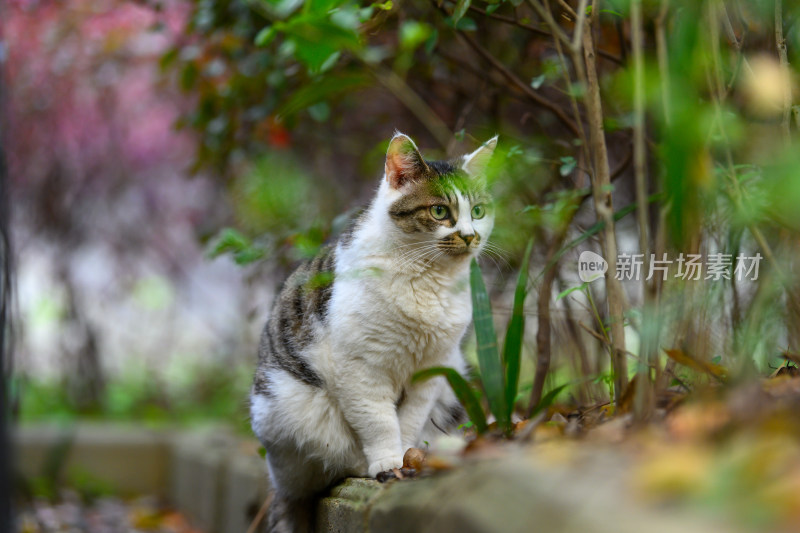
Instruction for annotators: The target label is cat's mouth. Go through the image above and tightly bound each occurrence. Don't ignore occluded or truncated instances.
[438,232,480,256]
[438,242,479,256]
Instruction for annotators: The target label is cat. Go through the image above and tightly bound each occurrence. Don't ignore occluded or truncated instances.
[250,132,497,533]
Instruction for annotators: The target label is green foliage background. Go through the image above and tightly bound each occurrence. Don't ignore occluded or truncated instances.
[161,0,800,415]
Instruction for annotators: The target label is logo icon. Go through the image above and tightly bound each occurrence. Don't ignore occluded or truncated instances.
[578,251,608,282]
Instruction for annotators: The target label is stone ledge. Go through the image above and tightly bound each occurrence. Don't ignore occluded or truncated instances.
[316,478,385,533]
[318,450,741,533]
[15,425,744,533]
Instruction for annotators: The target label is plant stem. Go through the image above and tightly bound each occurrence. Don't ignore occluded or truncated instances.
[528,225,570,414]
[775,0,792,144]
[580,18,628,402]
[654,0,671,124]
[631,0,654,421]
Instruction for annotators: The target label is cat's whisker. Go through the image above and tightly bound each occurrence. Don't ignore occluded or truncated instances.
[482,241,511,259]
[395,244,439,266]
[478,246,511,273]
[481,242,512,268]
[395,242,438,257]
[395,247,441,271]
[394,242,436,258]
[392,241,437,250]
[480,251,503,274]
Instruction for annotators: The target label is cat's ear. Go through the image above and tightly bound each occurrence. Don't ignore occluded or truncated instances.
[462,135,498,178]
[385,132,429,189]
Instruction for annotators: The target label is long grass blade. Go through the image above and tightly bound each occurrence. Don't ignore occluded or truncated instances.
[502,238,533,425]
[529,382,570,418]
[469,259,508,431]
[412,366,488,434]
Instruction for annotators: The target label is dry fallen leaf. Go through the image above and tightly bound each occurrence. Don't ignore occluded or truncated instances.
[665,349,727,381]
[403,447,426,471]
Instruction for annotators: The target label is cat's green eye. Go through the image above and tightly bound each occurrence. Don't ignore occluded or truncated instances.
[430,205,449,220]
[471,205,486,219]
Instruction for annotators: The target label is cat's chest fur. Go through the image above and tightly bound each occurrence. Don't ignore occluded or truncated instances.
[329,251,472,367]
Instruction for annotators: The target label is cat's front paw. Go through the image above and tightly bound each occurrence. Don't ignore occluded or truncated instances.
[368,456,403,478]
[375,467,417,483]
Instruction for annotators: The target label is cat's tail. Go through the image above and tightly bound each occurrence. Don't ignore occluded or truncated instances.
[266,493,316,533]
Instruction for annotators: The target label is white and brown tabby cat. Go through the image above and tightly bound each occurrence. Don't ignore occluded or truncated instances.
[250,132,497,532]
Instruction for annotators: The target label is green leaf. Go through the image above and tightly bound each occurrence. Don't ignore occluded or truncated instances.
[268,0,304,18]
[208,228,266,265]
[559,156,576,176]
[208,228,250,257]
[255,26,277,47]
[502,238,533,425]
[400,21,432,51]
[529,383,570,418]
[413,367,488,434]
[159,49,179,71]
[424,28,439,55]
[371,0,393,10]
[556,281,589,301]
[470,259,508,431]
[283,15,362,71]
[277,73,370,119]
[179,62,198,91]
[455,16,477,31]
[308,101,330,122]
[531,74,546,89]
[452,0,471,25]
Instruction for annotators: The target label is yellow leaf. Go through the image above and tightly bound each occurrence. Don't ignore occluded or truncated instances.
[665,349,727,381]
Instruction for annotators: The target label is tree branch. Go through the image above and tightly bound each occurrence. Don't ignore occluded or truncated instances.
[456,30,581,136]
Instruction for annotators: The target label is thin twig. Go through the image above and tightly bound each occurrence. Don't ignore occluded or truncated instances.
[610,148,633,180]
[631,0,650,280]
[467,4,551,37]
[370,66,453,149]
[528,219,574,414]
[654,0,671,123]
[775,0,792,144]
[468,3,621,64]
[246,493,274,533]
[556,0,576,18]
[631,0,655,421]
[526,0,571,46]
[715,1,752,98]
[551,17,588,150]
[578,320,611,345]
[455,30,581,136]
[571,0,589,53]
